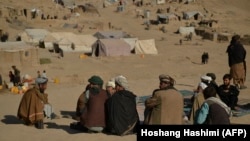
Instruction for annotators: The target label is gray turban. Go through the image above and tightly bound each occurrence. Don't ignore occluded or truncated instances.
[35,77,48,84]
[115,75,129,90]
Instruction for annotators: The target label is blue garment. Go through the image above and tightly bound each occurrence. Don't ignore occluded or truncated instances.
[194,103,209,124]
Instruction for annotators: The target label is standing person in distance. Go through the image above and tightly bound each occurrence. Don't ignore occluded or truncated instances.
[12,65,21,86]
[41,70,47,78]
[226,34,247,89]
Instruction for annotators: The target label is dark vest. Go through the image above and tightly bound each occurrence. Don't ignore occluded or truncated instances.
[82,89,109,128]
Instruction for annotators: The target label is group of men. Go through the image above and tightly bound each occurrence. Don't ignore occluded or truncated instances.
[189,72,240,125]
[71,75,139,135]
[16,34,247,134]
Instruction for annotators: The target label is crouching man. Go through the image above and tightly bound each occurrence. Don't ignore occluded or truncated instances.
[17,77,59,129]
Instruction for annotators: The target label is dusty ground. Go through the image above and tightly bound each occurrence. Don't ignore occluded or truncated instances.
[0,0,250,141]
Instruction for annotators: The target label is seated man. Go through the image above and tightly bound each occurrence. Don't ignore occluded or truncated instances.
[17,77,59,129]
[144,74,184,125]
[194,86,231,124]
[189,75,212,123]
[105,75,139,136]
[218,74,240,110]
[71,75,109,133]
[74,84,90,121]
[105,79,116,97]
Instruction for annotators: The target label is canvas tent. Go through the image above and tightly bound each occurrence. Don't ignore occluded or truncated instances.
[103,0,117,8]
[183,11,203,20]
[19,29,50,45]
[156,0,166,4]
[178,26,196,36]
[43,32,97,53]
[134,39,158,55]
[157,14,169,24]
[0,42,39,68]
[91,39,131,57]
[157,13,178,24]
[93,31,131,39]
[121,38,138,51]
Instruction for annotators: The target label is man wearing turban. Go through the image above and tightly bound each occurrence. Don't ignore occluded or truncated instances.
[226,35,247,89]
[71,75,109,133]
[144,74,184,125]
[17,77,58,129]
[105,75,139,136]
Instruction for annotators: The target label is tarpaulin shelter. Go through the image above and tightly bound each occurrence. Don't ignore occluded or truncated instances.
[91,39,131,57]
[134,39,158,54]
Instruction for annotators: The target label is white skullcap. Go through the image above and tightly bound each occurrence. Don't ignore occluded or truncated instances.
[115,75,129,90]
[106,80,115,88]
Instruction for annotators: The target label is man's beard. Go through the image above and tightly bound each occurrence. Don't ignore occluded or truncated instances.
[89,87,100,95]
[39,89,45,93]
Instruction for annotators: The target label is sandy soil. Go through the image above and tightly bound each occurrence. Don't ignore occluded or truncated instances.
[0,0,250,141]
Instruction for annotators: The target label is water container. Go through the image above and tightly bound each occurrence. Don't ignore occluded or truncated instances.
[54,78,60,84]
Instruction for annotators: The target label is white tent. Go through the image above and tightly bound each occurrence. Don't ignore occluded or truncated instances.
[156,0,166,4]
[183,11,203,20]
[44,32,97,53]
[19,29,50,45]
[178,26,196,36]
[121,38,138,51]
[134,39,158,55]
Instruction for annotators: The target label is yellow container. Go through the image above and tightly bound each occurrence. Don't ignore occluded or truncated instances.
[0,85,2,90]
[54,78,60,84]
[80,54,87,59]
[11,86,19,94]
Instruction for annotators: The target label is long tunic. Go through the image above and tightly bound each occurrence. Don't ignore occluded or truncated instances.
[144,88,184,124]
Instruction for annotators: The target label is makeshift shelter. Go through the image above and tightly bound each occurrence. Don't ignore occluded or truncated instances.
[93,31,131,39]
[156,0,166,4]
[43,32,73,51]
[157,14,169,24]
[43,33,57,49]
[121,38,138,51]
[43,32,97,53]
[103,0,117,8]
[68,34,97,53]
[178,26,196,36]
[157,13,178,24]
[134,39,158,55]
[183,11,203,20]
[198,20,219,28]
[76,3,100,16]
[19,29,50,45]
[91,39,131,57]
[0,42,39,68]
